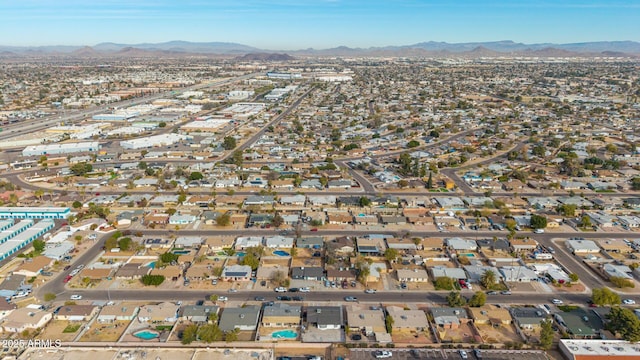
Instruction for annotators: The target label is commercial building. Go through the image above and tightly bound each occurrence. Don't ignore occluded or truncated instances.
[0,219,55,261]
[0,207,71,219]
[120,133,192,150]
[559,339,640,360]
[22,142,100,157]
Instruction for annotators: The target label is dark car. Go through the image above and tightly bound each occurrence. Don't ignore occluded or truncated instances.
[276,296,291,301]
[351,334,362,340]
[292,296,304,301]
[63,265,71,271]
[255,296,266,301]
[288,288,299,292]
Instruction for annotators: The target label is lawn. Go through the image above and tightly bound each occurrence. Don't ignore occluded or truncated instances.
[63,323,82,333]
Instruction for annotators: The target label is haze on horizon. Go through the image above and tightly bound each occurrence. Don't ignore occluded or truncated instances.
[1,0,638,50]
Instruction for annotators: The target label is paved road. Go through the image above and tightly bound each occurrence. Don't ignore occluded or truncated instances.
[350,348,547,360]
[218,85,316,163]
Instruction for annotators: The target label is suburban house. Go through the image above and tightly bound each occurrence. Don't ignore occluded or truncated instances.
[346,304,386,335]
[179,305,219,323]
[386,306,428,332]
[291,267,324,281]
[431,308,471,330]
[510,238,539,252]
[222,265,252,281]
[264,235,294,248]
[97,303,139,323]
[469,305,512,327]
[55,305,99,322]
[510,307,548,330]
[218,305,261,332]
[306,306,343,330]
[262,303,301,328]
[12,256,52,277]
[0,308,52,333]
[138,302,180,323]
[396,268,430,282]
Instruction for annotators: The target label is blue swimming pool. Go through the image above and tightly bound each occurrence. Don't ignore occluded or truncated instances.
[271,329,297,339]
[236,251,246,257]
[146,261,156,269]
[273,250,290,257]
[173,250,190,255]
[133,329,159,340]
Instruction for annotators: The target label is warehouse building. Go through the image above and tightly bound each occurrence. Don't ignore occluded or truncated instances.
[0,207,71,219]
[22,142,101,157]
[120,133,192,150]
[559,339,640,360]
[0,219,54,261]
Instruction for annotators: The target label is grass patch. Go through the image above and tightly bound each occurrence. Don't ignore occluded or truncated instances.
[558,305,579,312]
[63,324,81,333]
[155,325,173,331]
[595,189,615,193]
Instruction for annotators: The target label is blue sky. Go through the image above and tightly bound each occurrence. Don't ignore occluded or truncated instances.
[0,0,638,49]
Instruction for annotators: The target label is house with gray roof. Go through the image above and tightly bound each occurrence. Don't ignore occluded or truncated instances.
[291,267,324,280]
[431,266,467,280]
[179,305,219,323]
[306,306,343,330]
[431,308,470,329]
[511,307,548,329]
[219,305,261,332]
[296,237,324,249]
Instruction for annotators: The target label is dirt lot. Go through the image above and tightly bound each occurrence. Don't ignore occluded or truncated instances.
[391,330,436,344]
[476,324,522,344]
[37,320,81,342]
[436,323,476,343]
[79,320,129,342]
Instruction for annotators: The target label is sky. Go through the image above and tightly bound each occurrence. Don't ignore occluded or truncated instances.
[0,0,638,49]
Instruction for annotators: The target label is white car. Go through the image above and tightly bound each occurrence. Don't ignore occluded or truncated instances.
[551,299,563,305]
[364,289,376,294]
[70,295,82,300]
[274,287,287,293]
[374,350,392,359]
[217,296,228,302]
[623,299,636,305]
[459,350,468,359]
[299,287,310,293]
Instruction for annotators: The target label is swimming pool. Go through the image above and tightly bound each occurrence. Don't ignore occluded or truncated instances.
[273,250,290,257]
[146,261,156,269]
[133,329,159,340]
[271,329,297,339]
[236,251,246,257]
[460,253,476,257]
[173,250,190,255]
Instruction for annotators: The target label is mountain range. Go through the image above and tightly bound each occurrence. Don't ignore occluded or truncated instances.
[0,40,639,58]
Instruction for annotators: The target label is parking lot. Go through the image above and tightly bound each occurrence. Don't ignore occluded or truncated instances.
[349,348,549,360]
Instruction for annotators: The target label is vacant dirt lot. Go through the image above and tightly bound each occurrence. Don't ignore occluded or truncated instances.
[37,320,80,342]
[79,320,129,342]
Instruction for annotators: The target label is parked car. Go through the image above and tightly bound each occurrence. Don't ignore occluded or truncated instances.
[351,334,362,340]
[254,296,266,301]
[501,290,512,295]
[217,296,228,302]
[344,296,358,302]
[552,299,563,305]
[276,296,292,301]
[299,287,310,293]
[63,275,72,283]
[364,289,376,294]
[70,295,82,300]
[473,349,483,359]
[459,350,468,359]
[374,350,392,359]
[292,296,303,301]
[623,299,636,305]
[486,291,498,295]
[288,288,299,292]
[274,287,287,293]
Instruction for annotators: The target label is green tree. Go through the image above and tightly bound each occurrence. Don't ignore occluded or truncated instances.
[434,277,455,290]
[225,328,239,342]
[271,214,284,228]
[480,270,497,289]
[44,292,56,302]
[189,172,204,181]
[33,239,46,253]
[222,136,237,150]
[358,196,372,207]
[181,324,198,344]
[197,323,223,343]
[580,215,592,229]
[539,319,554,349]
[384,248,398,262]
[607,307,640,342]
[241,251,260,270]
[569,273,579,282]
[72,200,82,209]
[632,178,640,191]
[557,204,577,217]
[592,287,621,305]
[468,291,486,307]
[70,162,93,176]
[610,276,635,288]
[406,140,420,148]
[141,274,165,286]
[426,172,433,189]
[216,212,231,226]
[117,237,132,251]
[385,314,394,334]
[160,252,179,263]
[530,214,548,229]
[446,291,467,307]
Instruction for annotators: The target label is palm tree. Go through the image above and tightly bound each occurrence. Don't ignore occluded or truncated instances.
[481,270,497,289]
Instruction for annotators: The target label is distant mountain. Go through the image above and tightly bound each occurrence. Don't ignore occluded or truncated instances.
[236,53,295,61]
[93,40,259,54]
[0,40,638,57]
